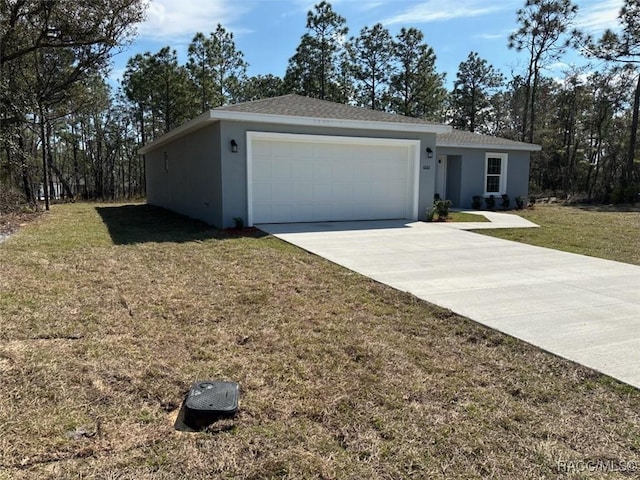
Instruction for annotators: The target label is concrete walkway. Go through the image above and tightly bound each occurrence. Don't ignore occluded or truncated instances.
[259,216,640,389]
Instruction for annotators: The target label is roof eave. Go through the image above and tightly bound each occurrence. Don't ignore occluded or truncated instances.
[139,110,453,154]
[436,141,542,152]
[138,110,216,155]
[212,110,452,134]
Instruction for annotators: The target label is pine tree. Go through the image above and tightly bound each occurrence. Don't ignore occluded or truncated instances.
[450,52,504,132]
[389,28,446,120]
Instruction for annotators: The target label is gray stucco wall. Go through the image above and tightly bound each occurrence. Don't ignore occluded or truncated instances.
[145,122,223,226]
[436,147,531,209]
[219,120,437,228]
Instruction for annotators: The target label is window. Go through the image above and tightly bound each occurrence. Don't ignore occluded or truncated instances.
[484,153,508,195]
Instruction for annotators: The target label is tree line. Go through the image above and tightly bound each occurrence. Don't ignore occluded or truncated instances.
[1,0,639,212]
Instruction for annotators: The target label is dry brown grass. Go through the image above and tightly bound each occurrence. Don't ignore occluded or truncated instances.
[1,203,640,479]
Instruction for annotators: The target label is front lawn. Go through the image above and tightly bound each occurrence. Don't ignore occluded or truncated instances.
[1,203,639,479]
[477,204,640,266]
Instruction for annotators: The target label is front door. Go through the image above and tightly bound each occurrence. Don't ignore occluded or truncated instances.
[436,155,447,200]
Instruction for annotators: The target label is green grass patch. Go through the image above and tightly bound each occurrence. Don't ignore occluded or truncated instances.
[448,211,490,222]
[1,202,640,478]
[477,204,640,266]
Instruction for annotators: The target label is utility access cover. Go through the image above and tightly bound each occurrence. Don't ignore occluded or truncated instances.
[183,380,239,430]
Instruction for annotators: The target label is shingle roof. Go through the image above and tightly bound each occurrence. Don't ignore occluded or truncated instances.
[141,95,541,155]
[216,94,445,127]
[437,129,541,151]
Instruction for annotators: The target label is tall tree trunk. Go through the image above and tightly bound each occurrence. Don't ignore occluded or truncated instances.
[590,147,602,201]
[18,134,35,205]
[625,73,640,188]
[201,60,207,112]
[470,88,476,132]
[46,120,56,200]
[528,69,539,145]
[38,108,50,211]
[3,136,12,183]
[520,80,531,143]
[49,159,75,200]
[320,41,326,100]
[140,109,146,198]
[72,124,80,196]
[127,150,133,199]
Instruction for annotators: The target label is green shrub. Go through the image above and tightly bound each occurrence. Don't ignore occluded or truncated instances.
[425,207,436,222]
[610,185,639,204]
[515,196,526,210]
[426,199,452,222]
[434,199,452,221]
[233,217,244,229]
[485,195,496,210]
[501,194,510,210]
[472,195,483,210]
[0,186,29,215]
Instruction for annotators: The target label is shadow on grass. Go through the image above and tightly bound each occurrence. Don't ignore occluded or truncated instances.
[96,204,266,245]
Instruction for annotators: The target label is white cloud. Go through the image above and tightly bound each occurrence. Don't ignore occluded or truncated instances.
[475,32,505,40]
[137,0,248,40]
[382,0,517,25]
[546,61,569,71]
[576,0,623,33]
[353,0,386,11]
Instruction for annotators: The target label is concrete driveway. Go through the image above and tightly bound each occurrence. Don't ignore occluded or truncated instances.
[259,217,640,389]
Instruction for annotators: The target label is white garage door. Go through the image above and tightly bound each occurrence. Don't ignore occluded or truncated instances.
[248,132,419,225]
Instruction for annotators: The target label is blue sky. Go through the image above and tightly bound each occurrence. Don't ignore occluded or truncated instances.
[110,0,625,91]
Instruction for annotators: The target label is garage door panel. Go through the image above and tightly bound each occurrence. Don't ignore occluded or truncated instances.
[271,183,292,203]
[331,204,355,221]
[250,134,416,224]
[252,160,272,181]
[292,160,313,180]
[292,183,314,202]
[253,183,273,203]
[351,182,372,199]
[252,140,272,157]
[271,142,292,157]
[313,183,332,202]
[271,159,292,180]
[332,183,355,203]
[270,205,294,223]
[332,160,355,180]
[253,204,273,223]
[312,143,333,159]
[313,162,332,181]
[372,160,403,181]
[378,182,407,203]
[292,203,314,220]
[312,204,332,221]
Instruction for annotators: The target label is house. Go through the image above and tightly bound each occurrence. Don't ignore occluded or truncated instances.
[436,129,541,209]
[140,95,540,228]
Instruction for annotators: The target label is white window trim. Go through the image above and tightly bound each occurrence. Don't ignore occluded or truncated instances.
[484,152,508,196]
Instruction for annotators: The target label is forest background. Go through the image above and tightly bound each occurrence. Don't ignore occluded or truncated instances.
[1,0,639,213]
